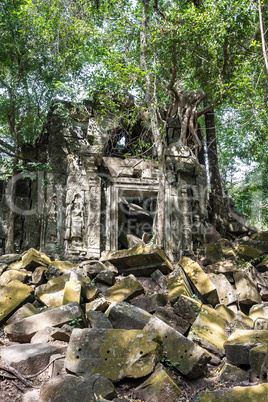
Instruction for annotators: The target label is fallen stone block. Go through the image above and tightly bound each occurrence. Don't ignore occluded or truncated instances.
[200,383,268,401]
[214,304,236,324]
[0,270,29,286]
[205,260,238,275]
[256,255,268,272]
[236,244,263,262]
[208,273,237,306]
[144,316,211,379]
[249,302,268,322]
[204,243,224,265]
[224,329,268,366]
[188,305,228,357]
[254,318,268,330]
[5,302,84,342]
[51,324,73,342]
[100,244,173,276]
[219,362,248,383]
[131,293,168,313]
[180,257,219,306]
[234,271,262,306]
[40,373,116,402]
[234,311,254,330]
[95,270,115,286]
[133,363,181,402]
[151,269,167,289]
[45,261,74,280]
[21,248,51,271]
[85,296,110,313]
[65,328,162,381]
[167,267,192,304]
[0,254,20,264]
[6,302,39,325]
[86,310,113,329]
[62,272,82,305]
[173,295,202,324]
[30,326,55,344]
[154,306,190,335]
[103,274,144,302]
[0,280,34,325]
[107,301,152,329]
[1,343,65,375]
[32,266,47,286]
[249,342,268,383]
[35,276,68,308]
[81,282,99,302]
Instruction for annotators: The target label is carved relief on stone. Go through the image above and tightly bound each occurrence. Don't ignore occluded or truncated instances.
[65,192,85,249]
[45,194,58,243]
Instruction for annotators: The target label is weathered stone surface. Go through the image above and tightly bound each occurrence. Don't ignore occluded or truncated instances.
[236,244,263,262]
[62,272,82,305]
[206,260,238,274]
[46,261,74,280]
[65,328,162,381]
[173,295,202,324]
[51,324,73,342]
[208,273,237,306]
[35,276,68,308]
[100,245,173,276]
[188,305,228,357]
[256,255,268,272]
[251,232,268,242]
[133,363,181,402]
[1,343,65,375]
[32,266,47,286]
[0,280,34,324]
[86,310,113,329]
[85,296,110,313]
[0,270,29,286]
[219,362,248,383]
[21,248,51,271]
[180,257,219,306]
[254,318,268,330]
[81,282,99,302]
[144,316,211,379]
[79,261,106,279]
[107,301,152,329]
[5,302,84,342]
[205,243,224,265]
[30,326,55,344]
[6,302,39,325]
[235,311,254,330]
[214,304,236,324]
[95,270,115,286]
[249,342,268,382]
[131,293,168,313]
[40,374,116,402]
[7,260,23,270]
[151,269,167,289]
[103,274,144,302]
[249,302,268,322]
[0,254,20,264]
[200,383,268,401]
[224,329,268,366]
[217,239,236,260]
[234,271,262,306]
[167,267,191,303]
[154,306,190,335]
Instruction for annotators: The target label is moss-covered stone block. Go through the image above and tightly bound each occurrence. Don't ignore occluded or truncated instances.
[249,342,268,383]
[205,243,224,265]
[173,294,202,324]
[167,267,191,304]
[208,273,237,306]
[0,280,34,324]
[134,363,182,402]
[237,245,263,262]
[200,383,268,401]
[62,273,82,305]
[180,257,219,306]
[65,328,163,381]
[46,261,74,280]
[219,362,248,383]
[21,248,51,271]
[0,270,29,286]
[188,305,228,357]
[234,271,262,306]
[104,274,144,302]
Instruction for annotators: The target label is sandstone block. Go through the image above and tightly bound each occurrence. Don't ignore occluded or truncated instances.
[219,362,248,383]
[86,310,113,329]
[1,343,65,375]
[45,261,74,280]
[173,295,202,324]
[167,267,191,304]
[62,272,82,305]
[0,280,34,324]
[200,383,268,401]
[100,244,173,276]
[95,269,115,286]
[21,248,51,271]
[134,363,181,402]
[236,244,263,262]
[65,328,162,381]
[103,274,144,302]
[208,273,237,305]
[6,302,39,325]
[131,293,168,313]
[249,302,268,321]
[0,254,20,264]
[234,271,262,306]
[205,243,224,265]
[5,302,84,342]
[107,301,152,329]
[0,270,29,286]
[144,316,211,379]
[154,306,190,335]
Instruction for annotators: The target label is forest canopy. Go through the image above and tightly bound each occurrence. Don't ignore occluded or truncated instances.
[0,0,267,229]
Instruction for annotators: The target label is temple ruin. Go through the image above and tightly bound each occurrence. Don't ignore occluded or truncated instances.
[0,102,210,260]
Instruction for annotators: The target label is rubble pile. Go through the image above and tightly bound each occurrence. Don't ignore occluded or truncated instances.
[0,234,268,401]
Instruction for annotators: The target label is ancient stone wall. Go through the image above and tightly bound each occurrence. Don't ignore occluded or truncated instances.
[0,103,208,261]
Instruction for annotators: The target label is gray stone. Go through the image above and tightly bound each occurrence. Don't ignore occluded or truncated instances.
[154,306,190,335]
[5,302,84,342]
[1,343,65,375]
[200,383,268,401]
[86,310,113,329]
[234,271,262,306]
[40,374,116,402]
[95,270,115,286]
[167,267,192,304]
[0,254,21,264]
[144,316,211,379]
[21,248,51,271]
[151,269,167,289]
[30,326,55,344]
[6,302,39,325]
[107,301,152,329]
[65,328,162,381]
[131,293,168,313]
[219,362,248,383]
[173,295,202,324]
[0,270,29,286]
[51,324,73,342]
[208,273,237,306]
[133,363,181,402]
[103,274,144,302]
[100,245,173,276]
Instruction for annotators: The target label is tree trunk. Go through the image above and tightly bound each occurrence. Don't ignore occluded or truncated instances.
[204,104,228,236]
[141,0,165,247]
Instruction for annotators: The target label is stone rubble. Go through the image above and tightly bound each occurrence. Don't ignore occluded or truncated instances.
[0,233,267,400]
